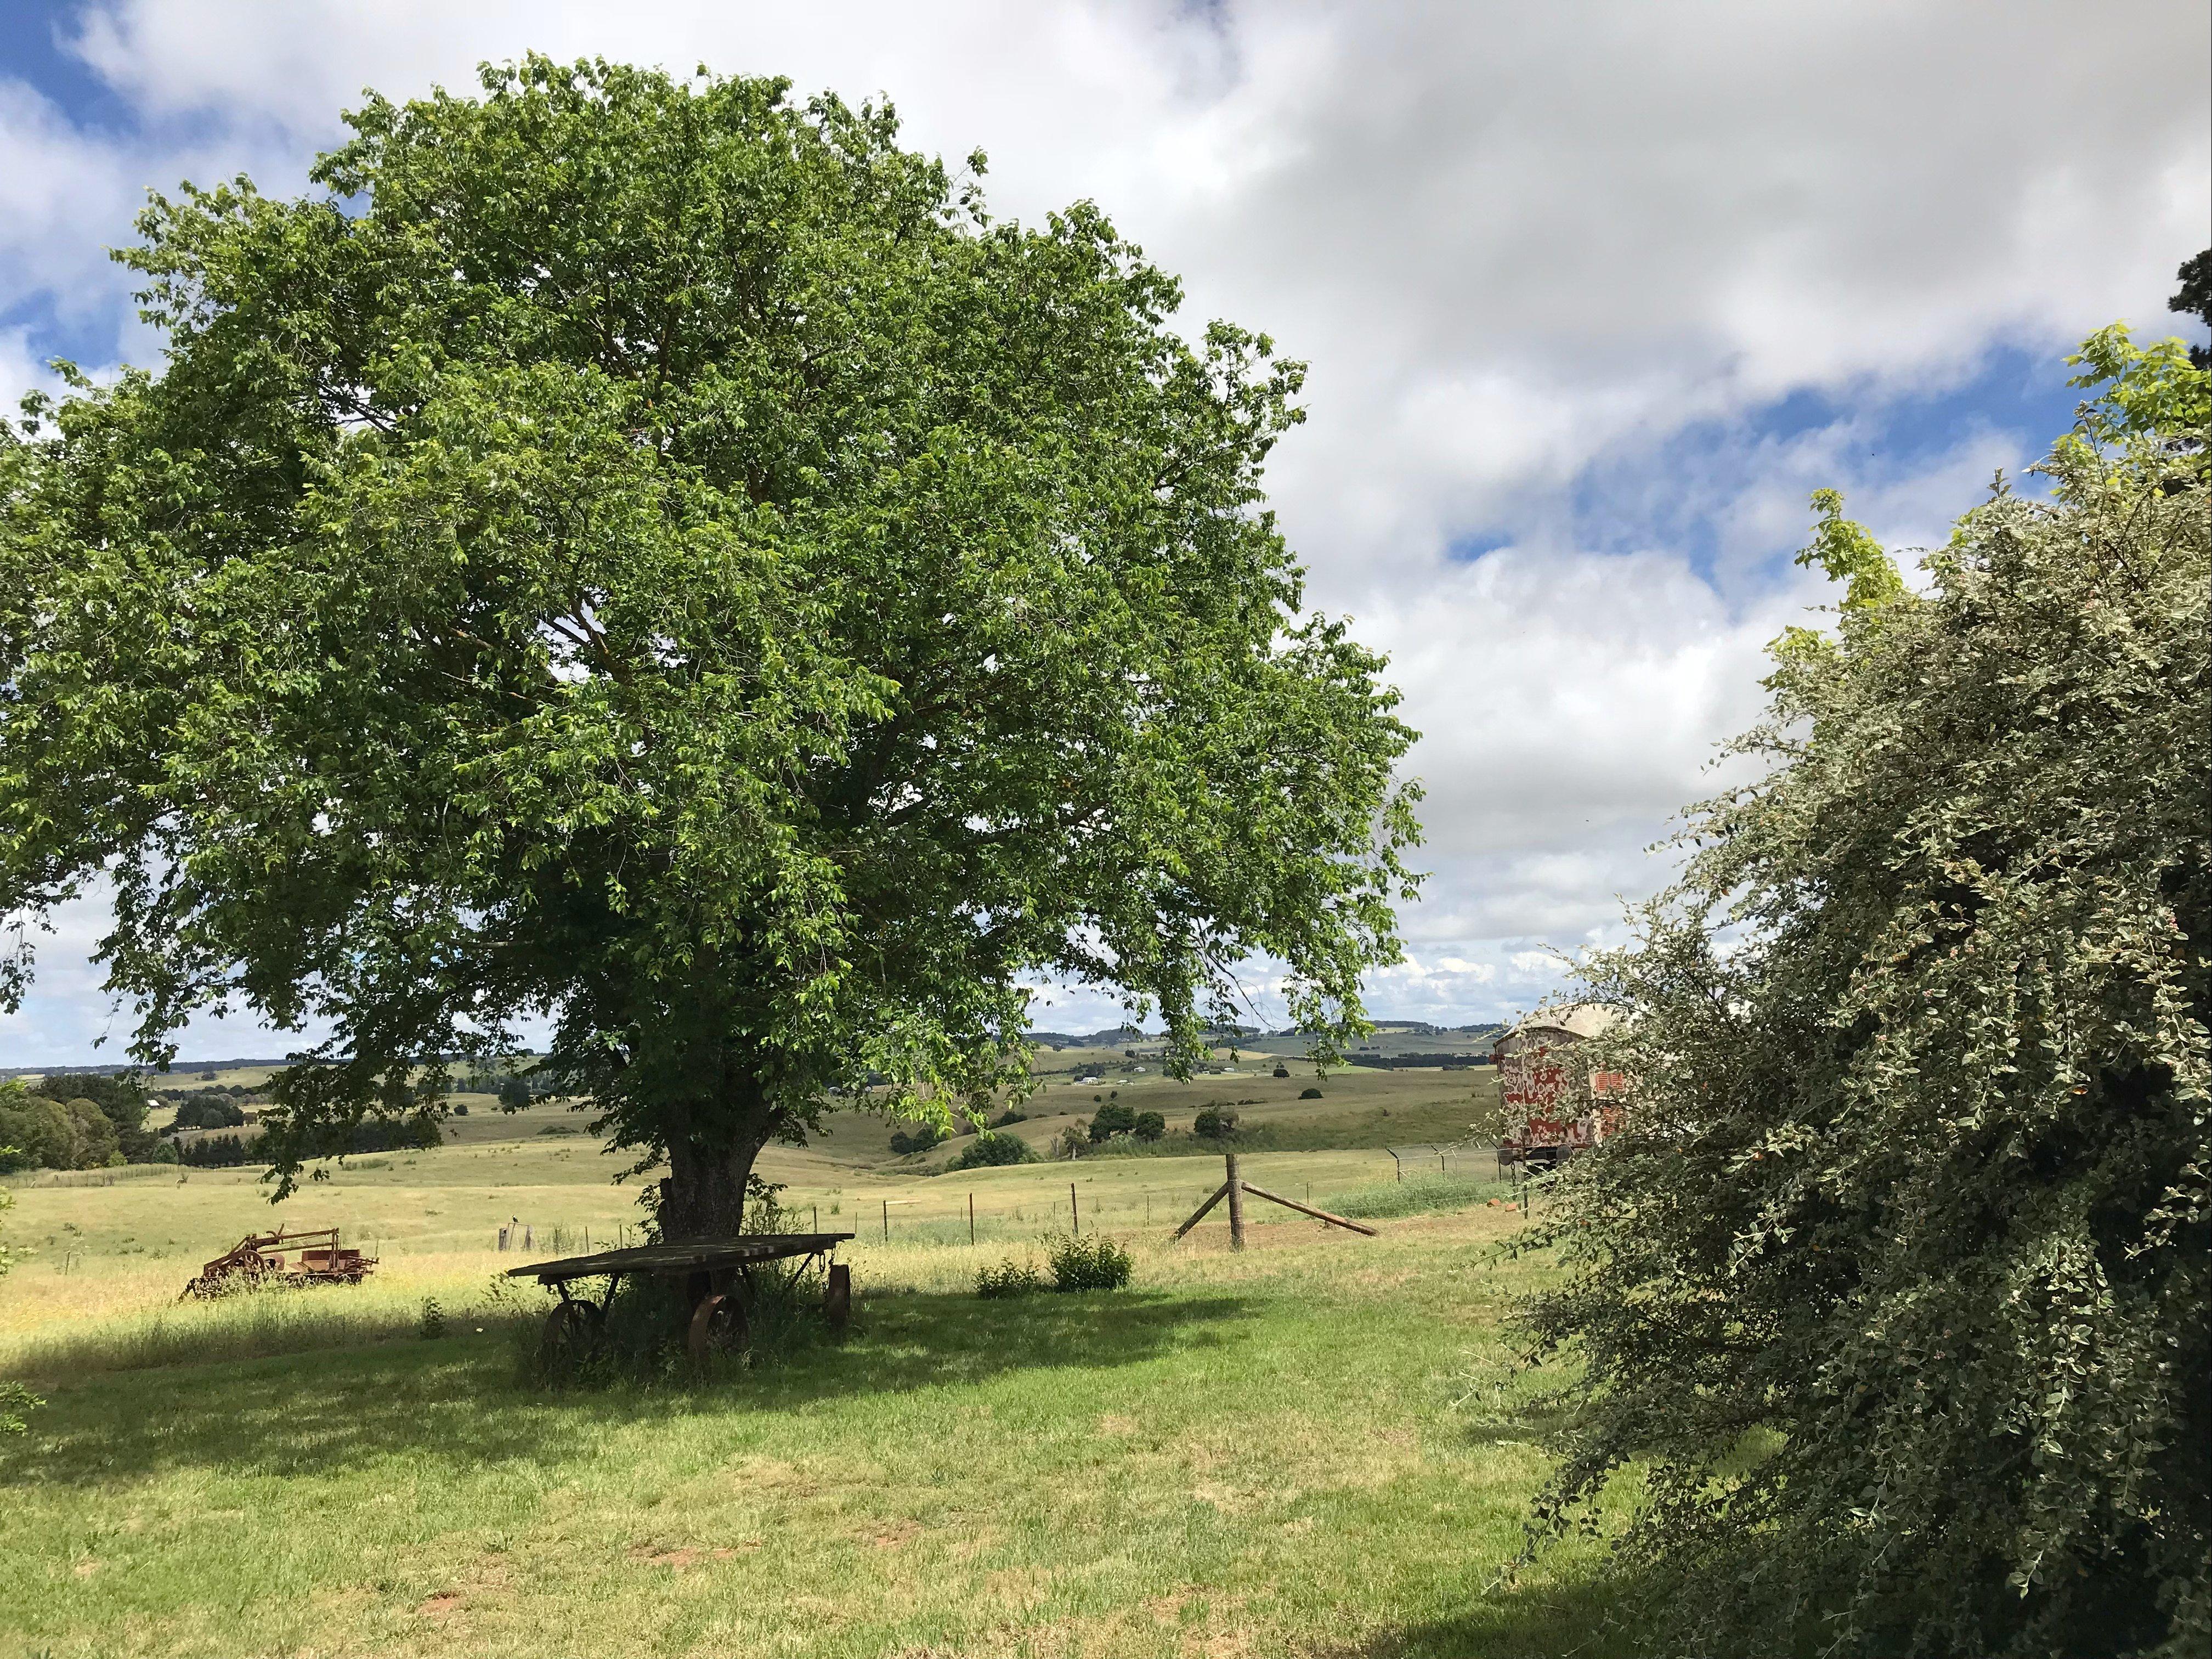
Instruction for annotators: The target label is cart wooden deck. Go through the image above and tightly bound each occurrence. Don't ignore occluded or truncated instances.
[507,1233,855,1362]
[505,1233,853,1287]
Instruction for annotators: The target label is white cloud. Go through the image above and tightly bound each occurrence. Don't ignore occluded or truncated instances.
[2,0,2206,1056]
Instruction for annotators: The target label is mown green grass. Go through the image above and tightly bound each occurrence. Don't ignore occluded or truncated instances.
[0,1125,1628,1657]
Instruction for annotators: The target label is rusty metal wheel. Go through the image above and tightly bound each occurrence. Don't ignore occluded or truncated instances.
[541,1299,603,1368]
[687,1291,746,1363]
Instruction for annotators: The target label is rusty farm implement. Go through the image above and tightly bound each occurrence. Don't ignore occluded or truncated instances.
[179,1227,377,1299]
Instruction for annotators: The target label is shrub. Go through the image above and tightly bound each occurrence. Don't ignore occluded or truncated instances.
[418,1297,446,1339]
[1271,1064,1290,1078]
[888,1122,947,1156]
[1046,1233,1132,1291]
[975,1259,1042,1299]
[949,1131,1038,1170]
[1132,1111,1165,1142]
[1522,331,2211,1658]
[991,1109,1027,1127]
[1298,1086,1323,1099]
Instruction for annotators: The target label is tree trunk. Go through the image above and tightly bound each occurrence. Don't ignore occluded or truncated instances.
[659,1128,771,1241]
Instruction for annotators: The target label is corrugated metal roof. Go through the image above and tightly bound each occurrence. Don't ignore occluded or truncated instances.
[1500,1003,1621,1043]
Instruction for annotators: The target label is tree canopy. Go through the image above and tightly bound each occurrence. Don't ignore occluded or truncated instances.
[1521,330,2208,1655]
[0,58,1421,1237]
[2172,246,2211,368]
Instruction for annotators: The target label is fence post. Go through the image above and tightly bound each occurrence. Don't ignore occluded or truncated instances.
[1070,1183,1079,1236]
[882,1198,889,1243]
[969,1193,976,1245]
[1225,1154,1246,1250]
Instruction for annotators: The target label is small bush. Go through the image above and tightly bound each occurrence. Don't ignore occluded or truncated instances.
[991,1109,1027,1127]
[1046,1234,1132,1292]
[1299,1086,1323,1099]
[976,1259,1042,1299]
[1271,1064,1290,1078]
[1132,1111,1165,1142]
[950,1130,1038,1170]
[418,1297,446,1339]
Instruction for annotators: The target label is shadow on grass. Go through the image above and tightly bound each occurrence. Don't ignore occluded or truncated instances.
[0,1288,1255,1488]
[1348,1570,1656,1659]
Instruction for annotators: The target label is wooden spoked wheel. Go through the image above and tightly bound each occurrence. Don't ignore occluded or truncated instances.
[687,1291,746,1363]
[541,1298,604,1365]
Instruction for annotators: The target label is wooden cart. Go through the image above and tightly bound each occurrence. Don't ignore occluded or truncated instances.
[505,1233,855,1362]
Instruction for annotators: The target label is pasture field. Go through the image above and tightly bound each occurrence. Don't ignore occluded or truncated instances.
[0,1080,1617,1659]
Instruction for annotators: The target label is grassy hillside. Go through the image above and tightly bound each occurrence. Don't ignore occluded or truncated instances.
[0,1126,1608,1659]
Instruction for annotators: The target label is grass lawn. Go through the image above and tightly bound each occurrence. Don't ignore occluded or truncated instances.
[0,1111,1622,1658]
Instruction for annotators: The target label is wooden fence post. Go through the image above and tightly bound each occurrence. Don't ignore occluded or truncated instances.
[969,1193,976,1245]
[1070,1183,1079,1235]
[1225,1154,1246,1251]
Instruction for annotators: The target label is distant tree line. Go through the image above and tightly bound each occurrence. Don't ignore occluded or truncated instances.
[0,1073,158,1170]
[176,1133,254,1168]
[168,1115,440,1169]
[169,1097,249,1130]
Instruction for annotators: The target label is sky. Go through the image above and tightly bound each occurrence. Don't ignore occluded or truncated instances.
[1,0,2206,1063]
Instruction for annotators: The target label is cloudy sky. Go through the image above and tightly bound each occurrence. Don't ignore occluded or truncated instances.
[2,0,2205,1062]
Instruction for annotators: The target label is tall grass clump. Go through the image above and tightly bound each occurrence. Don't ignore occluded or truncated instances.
[975,1258,1042,1299]
[4,1272,533,1380]
[1325,1172,1507,1220]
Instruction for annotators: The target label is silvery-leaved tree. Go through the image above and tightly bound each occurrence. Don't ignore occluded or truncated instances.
[1520,327,2208,1657]
[0,59,1421,1241]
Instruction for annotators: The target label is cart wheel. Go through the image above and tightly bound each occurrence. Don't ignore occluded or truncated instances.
[687,1291,746,1363]
[541,1299,604,1367]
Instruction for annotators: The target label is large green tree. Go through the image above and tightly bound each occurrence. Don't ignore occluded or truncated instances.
[0,59,1420,1239]
[1520,328,2208,1656]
